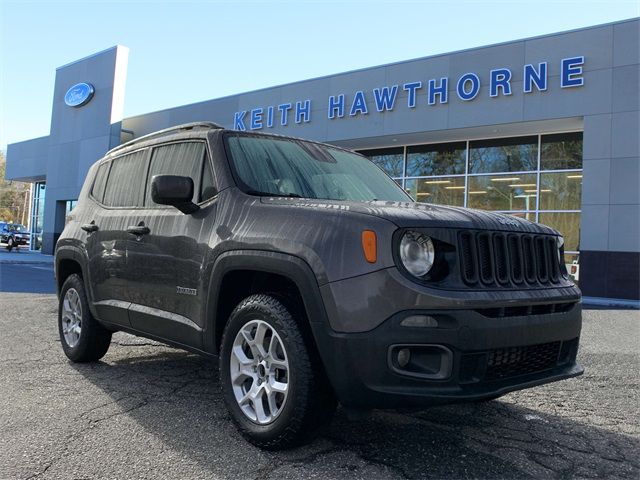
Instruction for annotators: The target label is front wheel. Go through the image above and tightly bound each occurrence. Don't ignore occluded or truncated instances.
[58,274,112,362]
[220,294,336,449]
[6,238,14,251]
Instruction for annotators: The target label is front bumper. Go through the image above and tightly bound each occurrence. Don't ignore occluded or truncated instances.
[312,268,583,408]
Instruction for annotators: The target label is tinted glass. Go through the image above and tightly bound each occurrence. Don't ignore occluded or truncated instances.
[539,172,582,210]
[405,176,465,206]
[467,173,538,211]
[541,132,583,170]
[469,136,538,174]
[227,134,411,202]
[358,147,404,177]
[91,162,110,202]
[145,142,205,206]
[406,142,466,176]
[103,150,148,207]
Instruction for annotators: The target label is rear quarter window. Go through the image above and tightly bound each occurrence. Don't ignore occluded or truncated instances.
[91,162,111,203]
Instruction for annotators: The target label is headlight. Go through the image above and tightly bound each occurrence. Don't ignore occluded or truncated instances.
[399,231,435,277]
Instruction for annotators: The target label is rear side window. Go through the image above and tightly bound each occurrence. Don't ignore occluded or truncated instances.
[145,142,206,206]
[91,162,110,203]
[103,150,148,207]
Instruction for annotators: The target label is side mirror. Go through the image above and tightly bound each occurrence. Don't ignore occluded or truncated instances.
[151,175,200,214]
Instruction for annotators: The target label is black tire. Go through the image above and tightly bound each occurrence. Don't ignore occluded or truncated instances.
[6,238,14,251]
[220,294,336,449]
[58,274,112,362]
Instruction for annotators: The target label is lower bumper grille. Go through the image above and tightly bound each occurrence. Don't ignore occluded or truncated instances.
[485,342,560,381]
[459,338,579,384]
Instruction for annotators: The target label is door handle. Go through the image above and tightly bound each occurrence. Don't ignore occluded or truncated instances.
[81,222,99,233]
[126,224,150,236]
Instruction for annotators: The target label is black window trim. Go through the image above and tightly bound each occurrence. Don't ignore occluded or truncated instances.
[89,140,219,210]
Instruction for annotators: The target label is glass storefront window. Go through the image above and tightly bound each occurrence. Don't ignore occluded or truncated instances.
[358,147,404,178]
[539,172,582,210]
[469,136,538,174]
[30,182,46,251]
[405,176,465,206]
[538,212,581,252]
[406,142,466,177]
[541,132,583,170]
[467,173,538,211]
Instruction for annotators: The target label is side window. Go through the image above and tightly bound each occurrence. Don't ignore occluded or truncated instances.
[91,162,110,203]
[103,150,148,207]
[200,150,216,202]
[145,142,206,206]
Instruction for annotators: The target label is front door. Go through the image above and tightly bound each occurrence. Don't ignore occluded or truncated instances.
[126,141,217,349]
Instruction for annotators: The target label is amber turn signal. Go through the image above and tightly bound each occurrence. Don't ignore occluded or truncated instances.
[361,230,377,263]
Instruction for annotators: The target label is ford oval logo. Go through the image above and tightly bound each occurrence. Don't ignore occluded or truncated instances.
[64,83,95,107]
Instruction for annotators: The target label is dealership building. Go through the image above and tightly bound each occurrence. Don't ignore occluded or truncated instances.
[5,18,639,304]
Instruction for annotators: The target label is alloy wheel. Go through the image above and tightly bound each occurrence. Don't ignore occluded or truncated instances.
[61,288,82,348]
[229,319,289,424]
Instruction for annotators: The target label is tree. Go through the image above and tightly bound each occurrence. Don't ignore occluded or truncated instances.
[0,151,31,225]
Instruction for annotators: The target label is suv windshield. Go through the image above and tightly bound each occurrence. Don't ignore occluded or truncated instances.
[226,133,411,202]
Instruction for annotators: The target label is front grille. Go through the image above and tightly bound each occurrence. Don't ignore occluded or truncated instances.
[459,231,562,288]
[485,341,561,381]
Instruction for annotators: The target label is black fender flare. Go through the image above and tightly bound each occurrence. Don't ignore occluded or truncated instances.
[54,245,101,319]
[203,249,330,354]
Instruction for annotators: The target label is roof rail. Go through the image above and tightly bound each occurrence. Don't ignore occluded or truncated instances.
[108,122,224,155]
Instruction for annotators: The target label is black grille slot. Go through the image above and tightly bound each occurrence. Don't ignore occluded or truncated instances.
[493,234,509,284]
[477,233,494,284]
[547,237,560,283]
[535,236,549,283]
[522,236,537,284]
[485,341,561,381]
[459,232,478,284]
[508,234,524,284]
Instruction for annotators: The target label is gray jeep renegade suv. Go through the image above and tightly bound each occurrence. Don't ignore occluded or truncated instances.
[55,122,583,448]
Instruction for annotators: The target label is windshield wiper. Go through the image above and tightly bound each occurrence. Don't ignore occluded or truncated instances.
[245,189,303,198]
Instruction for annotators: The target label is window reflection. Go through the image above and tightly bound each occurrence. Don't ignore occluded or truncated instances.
[406,142,466,177]
[358,147,404,178]
[541,132,583,170]
[467,173,538,211]
[469,136,538,174]
[405,176,465,206]
[539,172,582,210]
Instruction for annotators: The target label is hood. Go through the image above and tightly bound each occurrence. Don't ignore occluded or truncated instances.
[261,197,558,235]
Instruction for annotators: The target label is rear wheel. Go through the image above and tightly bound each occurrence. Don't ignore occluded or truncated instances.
[58,274,112,362]
[220,294,336,449]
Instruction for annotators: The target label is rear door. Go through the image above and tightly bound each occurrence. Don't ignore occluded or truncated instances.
[126,140,218,348]
[85,150,149,327]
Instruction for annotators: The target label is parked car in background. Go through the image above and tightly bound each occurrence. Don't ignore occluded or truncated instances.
[0,222,30,251]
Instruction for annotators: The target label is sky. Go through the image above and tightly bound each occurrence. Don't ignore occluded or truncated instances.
[0,0,638,151]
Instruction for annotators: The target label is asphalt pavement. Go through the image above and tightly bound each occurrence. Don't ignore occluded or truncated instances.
[0,288,638,479]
